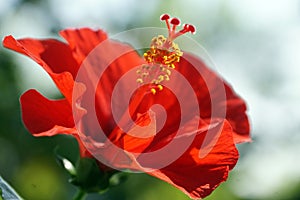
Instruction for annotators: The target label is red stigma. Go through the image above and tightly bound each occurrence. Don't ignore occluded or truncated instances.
[170,18,180,25]
[160,14,196,41]
[160,14,170,21]
[188,25,196,34]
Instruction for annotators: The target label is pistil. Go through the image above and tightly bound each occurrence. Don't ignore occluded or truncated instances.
[136,14,196,95]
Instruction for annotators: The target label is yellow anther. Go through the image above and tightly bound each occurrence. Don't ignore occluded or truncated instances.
[137,35,183,93]
[158,75,164,82]
[165,69,171,75]
[136,14,196,94]
[136,78,143,83]
[164,75,170,81]
[157,85,163,91]
[151,88,157,95]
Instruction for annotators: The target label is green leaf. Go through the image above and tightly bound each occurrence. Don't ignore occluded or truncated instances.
[56,156,77,176]
[109,172,128,187]
[0,176,22,200]
[55,148,77,176]
[71,158,110,193]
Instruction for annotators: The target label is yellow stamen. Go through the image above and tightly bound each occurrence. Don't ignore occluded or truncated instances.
[157,85,163,91]
[136,13,197,95]
[136,35,183,94]
[150,88,157,95]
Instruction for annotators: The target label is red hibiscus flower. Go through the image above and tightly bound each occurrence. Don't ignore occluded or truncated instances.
[3,14,250,199]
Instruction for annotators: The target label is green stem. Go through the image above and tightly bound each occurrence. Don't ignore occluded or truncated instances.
[73,189,86,200]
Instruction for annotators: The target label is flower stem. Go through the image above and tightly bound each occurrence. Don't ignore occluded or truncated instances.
[73,189,86,200]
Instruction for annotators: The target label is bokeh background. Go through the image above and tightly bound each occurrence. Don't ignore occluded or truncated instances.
[1,0,300,199]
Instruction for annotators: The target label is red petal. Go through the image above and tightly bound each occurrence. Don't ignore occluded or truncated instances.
[66,30,145,136]
[128,53,250,148]
[76,110,158,170]
[2,35,78,103]
[59,28,108,65]
[224,86,251,143]
[20,89,75,136]
[126,86,181,151]
[175,53,251,143]
[109,110,157,153]
[148,119,239,199]
[21,89,91,156]
[2,35,79,77]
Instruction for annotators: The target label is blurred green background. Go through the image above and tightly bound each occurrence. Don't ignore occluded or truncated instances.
[1,0,300,199]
